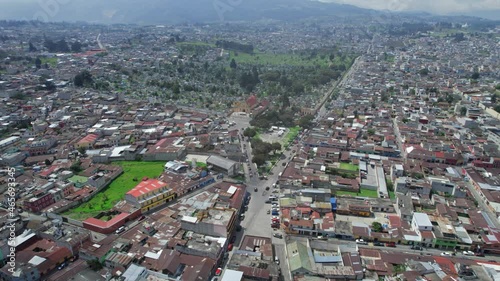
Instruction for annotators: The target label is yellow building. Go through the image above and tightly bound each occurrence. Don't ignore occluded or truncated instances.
[125,178,176,212]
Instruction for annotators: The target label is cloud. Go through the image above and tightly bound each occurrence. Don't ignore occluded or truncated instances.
[321,0,500,14]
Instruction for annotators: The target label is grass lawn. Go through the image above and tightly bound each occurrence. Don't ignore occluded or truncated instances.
[196,162,207,168]
[40,57,58,67]
[68,175,88,184]
[230,51,336,67]
[336,188,379,198]
[389,191,395,199]
[339,163,359,171]
[176,41,215,47]
[63,161,165,220]
[284,126,300,145]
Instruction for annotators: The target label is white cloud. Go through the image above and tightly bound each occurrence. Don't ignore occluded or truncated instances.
[321,0,500,13]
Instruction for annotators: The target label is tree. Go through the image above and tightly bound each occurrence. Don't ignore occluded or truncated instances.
[460,106,467,116]
[281,94,290,109]
[298,115,314,129]
[494,105,500,113]
[44,80,56,91]
[57,39,70,52]
[35,57,42,69]
[471,72,480,80]
[372,222,383,232]
[229,58,237,69]
[419,68,429,76]
[86,259,103,271]
[77,146,87,155]
[44,159,52,166]
[243,127,257,138]
[28,42,37,52]
[70,160,82,173]
[367,128,375,135]
[446,94,455,104]
[71,41,82,53]
[74,70,93,87]
[271,142,282,154]
[252,154,267,167]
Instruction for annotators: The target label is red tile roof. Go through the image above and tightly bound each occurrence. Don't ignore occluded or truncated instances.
[83,212,130,228]
[77,134,99,144]
[246,95,258,108]
[127,179,168,198]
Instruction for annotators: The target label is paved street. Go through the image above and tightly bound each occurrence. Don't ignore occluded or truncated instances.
[226,60,362,281]
[464,180,500,229]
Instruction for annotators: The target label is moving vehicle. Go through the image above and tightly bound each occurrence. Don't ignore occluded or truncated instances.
[273,233,283,239]
[57,263,66,270]
[411,245,422,250]
[463,251,474,256]
[115,226,126,234]
[440,252,451,256]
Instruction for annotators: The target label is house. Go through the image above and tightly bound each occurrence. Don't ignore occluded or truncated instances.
[75,134,99,149]
[125,178,176,213]
[206,155,240,176]
[287,241,314,276]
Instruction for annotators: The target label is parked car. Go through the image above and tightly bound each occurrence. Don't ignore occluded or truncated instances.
[138,215,146,221]
[463,251,474,256]
[115,226,126,234]
[385,242,396,247]
[440,252,451,256]
[227,244,233,251]
[411,245,422,250]
[273,233,283,239]
[373,242,384,247]
[356,239,368,245]
[267,210,270,214]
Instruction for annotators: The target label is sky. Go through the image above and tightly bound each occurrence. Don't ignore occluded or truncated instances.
[323,0,500,14]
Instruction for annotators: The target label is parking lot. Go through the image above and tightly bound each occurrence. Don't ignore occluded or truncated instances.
[259,128,289,145]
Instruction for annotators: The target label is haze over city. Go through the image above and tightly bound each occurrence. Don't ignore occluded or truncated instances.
[0,1,499,281]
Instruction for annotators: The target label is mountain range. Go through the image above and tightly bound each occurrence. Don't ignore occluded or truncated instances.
[1,0,377,24]
[0,0,498,24]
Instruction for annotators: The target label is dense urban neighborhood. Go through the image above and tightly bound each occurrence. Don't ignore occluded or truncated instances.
[0,10,500,281]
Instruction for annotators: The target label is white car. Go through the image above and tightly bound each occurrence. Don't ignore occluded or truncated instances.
[115,226,126,234]
[463,251,474,256]
[356,239,368,245]
[440,252,451,256]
